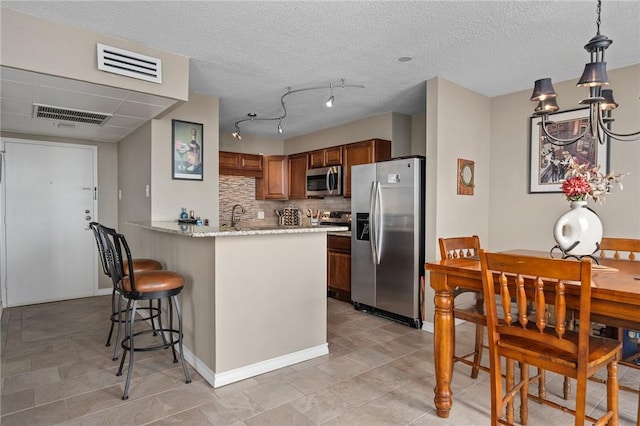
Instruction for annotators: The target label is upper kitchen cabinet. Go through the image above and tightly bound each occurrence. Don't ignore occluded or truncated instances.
[219,151,263,178]
[309,146,343,169]
[342,139,391,197]
[256,155,288,200]
[288,153,308,200]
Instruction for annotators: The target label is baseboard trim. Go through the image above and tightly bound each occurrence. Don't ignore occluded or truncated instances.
[422,318,468,334]
[181,343,329,388]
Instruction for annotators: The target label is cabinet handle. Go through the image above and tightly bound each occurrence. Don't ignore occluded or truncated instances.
[241,158,245,167]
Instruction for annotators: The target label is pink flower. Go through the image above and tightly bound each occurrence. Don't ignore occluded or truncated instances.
[561,157,627,204]
[562,176,591,201]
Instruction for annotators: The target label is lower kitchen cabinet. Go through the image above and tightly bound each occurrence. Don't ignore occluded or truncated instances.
[327,234,351,302]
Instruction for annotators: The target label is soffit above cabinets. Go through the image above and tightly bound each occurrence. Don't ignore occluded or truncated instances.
[0,66,178,143]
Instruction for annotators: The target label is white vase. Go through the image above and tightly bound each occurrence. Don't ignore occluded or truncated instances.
[553,200,603,256]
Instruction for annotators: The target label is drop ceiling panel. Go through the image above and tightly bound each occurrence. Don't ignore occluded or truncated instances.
[1,79,32,101]
[115,100,168,119]
[33,86,125,115]
[1,66,180,143]
[104,115,147,129]
[1,97,31,116]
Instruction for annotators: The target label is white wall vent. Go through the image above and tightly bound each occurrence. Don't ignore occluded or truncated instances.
[97,43,162,84]
[32,103,113,126]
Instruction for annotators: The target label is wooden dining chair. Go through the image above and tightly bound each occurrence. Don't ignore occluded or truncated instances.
[438,235,486,378]
[597,237,640,426]
[479,250,620,426]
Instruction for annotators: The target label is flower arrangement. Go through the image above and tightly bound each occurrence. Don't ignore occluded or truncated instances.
[561,157,626,203]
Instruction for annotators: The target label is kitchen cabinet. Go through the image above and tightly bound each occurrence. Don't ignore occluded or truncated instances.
[219,151,263,177]
[342,139,392,197]
[288,153,308,200]
[309,146,343,168]
[327,233,351,302]
[256,155,288,200]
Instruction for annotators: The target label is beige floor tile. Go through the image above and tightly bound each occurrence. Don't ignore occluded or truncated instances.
[0,399,69,426]
[0,388,34,415]
[2,366,61,395]
[1,295,638,426]
[244,403,315,426]
[243,380,305,411]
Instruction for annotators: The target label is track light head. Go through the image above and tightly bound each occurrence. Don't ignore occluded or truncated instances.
[325,95,334,108]
[277,121,284,134]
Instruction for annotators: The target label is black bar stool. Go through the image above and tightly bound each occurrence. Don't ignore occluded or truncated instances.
[89,222,164,360]
[98,225,191,400]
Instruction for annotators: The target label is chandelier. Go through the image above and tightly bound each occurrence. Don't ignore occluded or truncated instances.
[231,79,364,140]
[530,0,640,146]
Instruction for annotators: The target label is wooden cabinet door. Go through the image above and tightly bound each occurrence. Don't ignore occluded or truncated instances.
[327,234,351,302]
[324,146,343,166]
[256,155,288,200]
[219,151,240,170]
[342,139,391,197]
[240,154,263,172]
[309,150,325,168]
[288,153,308,200]
[219,151,263,177]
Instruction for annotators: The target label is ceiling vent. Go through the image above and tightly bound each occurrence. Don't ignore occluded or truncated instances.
[97,43,162,84]
[32,103,113,126]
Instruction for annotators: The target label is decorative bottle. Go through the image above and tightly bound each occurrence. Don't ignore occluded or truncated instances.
[180,208,188,219]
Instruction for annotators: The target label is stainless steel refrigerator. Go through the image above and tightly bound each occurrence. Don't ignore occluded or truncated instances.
[351,156,425,328]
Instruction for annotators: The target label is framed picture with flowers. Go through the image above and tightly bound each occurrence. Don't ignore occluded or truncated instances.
[529,108,609,193]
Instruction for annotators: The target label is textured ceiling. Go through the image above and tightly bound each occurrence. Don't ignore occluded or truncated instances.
[1,1,639,141]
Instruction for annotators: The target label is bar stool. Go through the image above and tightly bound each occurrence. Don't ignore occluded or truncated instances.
[89,222,163,360]
[99,225,191,400]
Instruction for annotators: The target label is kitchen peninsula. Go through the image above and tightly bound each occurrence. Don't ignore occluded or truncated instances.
[127,221,347,389]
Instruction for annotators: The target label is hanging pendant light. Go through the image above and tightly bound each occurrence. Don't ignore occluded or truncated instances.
[531,0,639,146]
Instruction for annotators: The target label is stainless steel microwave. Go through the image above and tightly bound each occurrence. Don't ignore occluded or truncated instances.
[306,166,343,197]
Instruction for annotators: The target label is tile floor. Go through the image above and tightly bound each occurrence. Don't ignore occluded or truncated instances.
[1,295,638,425]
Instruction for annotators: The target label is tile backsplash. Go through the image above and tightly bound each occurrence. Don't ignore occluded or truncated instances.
[219,175,351,227]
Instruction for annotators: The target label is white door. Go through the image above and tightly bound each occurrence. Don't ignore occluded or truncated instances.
[3,139,97,307]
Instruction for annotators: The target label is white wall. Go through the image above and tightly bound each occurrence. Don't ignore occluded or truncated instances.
[488,64,640,251]
[151,92,220,224]
[424,77,492,324]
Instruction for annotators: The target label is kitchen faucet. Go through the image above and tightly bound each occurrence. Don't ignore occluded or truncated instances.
[231,204,245,227]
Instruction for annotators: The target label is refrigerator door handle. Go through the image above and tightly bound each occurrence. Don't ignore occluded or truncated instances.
[374,180,383,263]
[369,181,378,264]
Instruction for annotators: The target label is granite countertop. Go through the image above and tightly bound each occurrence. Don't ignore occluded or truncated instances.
[129,221,349,238]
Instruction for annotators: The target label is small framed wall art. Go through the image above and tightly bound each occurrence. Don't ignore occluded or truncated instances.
[172,119,203,181]
[457,158,474,196]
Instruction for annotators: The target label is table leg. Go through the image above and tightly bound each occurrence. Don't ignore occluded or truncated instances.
[432,272,454,418]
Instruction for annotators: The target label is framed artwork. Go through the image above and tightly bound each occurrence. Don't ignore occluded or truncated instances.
[457,158,474,196]
[529,108,608,193]
[172,119,203,181]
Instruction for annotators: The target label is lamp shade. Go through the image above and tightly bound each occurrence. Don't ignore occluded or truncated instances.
[530,78,557,102]
[577,62,610,87]
[534,98,560,115]
[600,89,618,110]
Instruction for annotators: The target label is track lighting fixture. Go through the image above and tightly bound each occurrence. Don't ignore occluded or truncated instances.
[231,78,364,139]
[531,0,639,146]
[326,83,335,108]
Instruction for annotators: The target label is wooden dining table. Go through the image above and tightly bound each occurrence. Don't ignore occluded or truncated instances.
[425,249,640,418]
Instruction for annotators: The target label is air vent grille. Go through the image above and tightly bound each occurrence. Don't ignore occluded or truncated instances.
[97,43,162,84]
[32,104,112,126]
